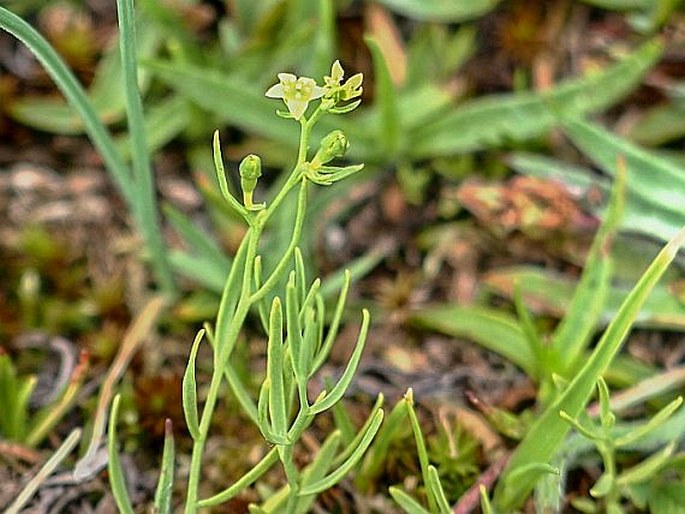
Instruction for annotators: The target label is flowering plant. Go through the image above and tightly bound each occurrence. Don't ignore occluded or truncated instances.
[107,62,383,514]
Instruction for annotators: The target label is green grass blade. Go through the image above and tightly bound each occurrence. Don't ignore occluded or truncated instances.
[0,6,133,203]
[483,266,685,332]
[561,117,685,242]
[223,360,259,425]
[410,305,536,377]
[154,419,176,514]
[365,36,400,157]
[513,284,545,381]
[404,388,438,513]
[330,394,385,469]
[313,270,350,372]
[427,465,452,514]
[108,395,135,514]
[411,39,661,157]
[8,22,160,135]
[116,0,175,296]
[495,226,685,510]
[551,155,626,372]
[164,203,231,275]
[357,396,409,490]
[198,448,279,507]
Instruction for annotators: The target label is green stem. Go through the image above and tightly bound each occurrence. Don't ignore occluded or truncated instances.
[184,105,321,512]
[184,228,261,514]
[251,180,308,304]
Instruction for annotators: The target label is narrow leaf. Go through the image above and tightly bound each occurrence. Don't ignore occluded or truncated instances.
[309,309,371,414]
[299,409,384,495]
[389,486,432,514]
[153,419,175,514]
[183,329,205,440]
[107,395,135,514]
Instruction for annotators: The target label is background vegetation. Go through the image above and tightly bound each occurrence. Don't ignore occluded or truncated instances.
[1,0,684,512]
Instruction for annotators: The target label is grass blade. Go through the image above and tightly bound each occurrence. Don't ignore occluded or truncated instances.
[410,305,536,377]
[389,486,432,514]
[0,6,133,203]
[495,226,685,510]
[5,428,81,514]
[198,448,279,507]
[154,419,176,514]
[107,395,135,514]
[116,0,175,295]
[365,35,400,157]
[561,117,685,241]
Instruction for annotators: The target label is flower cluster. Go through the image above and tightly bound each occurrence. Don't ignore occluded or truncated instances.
[265,60,362,121]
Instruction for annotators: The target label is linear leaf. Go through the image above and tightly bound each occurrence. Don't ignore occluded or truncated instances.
[309,309,371,415]
[389,486,432,514]
[154,419,175,514]
[182,329,205,440]
[107,395,135,514]
[298,409,383,495]
[561,117,685,242]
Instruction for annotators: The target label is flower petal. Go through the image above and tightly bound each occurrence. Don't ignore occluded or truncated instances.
[286,98,308,120]
[265,83,285,98]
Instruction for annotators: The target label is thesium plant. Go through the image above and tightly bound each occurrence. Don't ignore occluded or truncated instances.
[107,61,384,513]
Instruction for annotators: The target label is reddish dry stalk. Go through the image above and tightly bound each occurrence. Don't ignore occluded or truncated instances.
[452,452,511,514]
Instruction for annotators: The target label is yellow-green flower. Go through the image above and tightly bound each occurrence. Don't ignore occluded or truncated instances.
[265,73,325,120]
[324,60,345,88]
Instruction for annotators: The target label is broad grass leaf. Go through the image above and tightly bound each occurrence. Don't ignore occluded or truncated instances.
[7,23,160,134]
[411,39,662,158]
[484,266,685,331]
[146,60,297,145]
[561,117,685,242]
[410,305,536,377]
[374,0,500,22]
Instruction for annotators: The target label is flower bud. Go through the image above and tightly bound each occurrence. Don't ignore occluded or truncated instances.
[239,154,262,208]
[313,130,349,167]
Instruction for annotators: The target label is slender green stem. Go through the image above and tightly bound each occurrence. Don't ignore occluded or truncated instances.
[184,227,261,514]
[251,181,309,303]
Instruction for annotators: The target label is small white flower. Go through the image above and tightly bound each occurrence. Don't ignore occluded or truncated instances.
[265,73,325,120]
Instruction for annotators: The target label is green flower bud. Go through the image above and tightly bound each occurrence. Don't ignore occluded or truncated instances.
[239,154,262,208]
[312,130,349,167]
